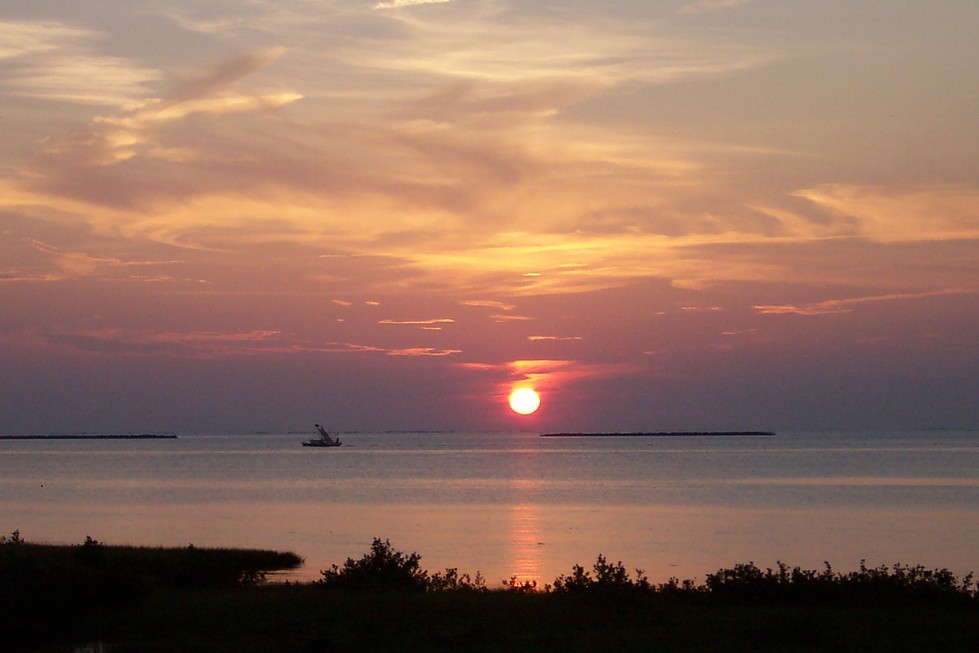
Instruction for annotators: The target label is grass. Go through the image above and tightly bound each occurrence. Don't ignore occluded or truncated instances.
[2,533,976,652]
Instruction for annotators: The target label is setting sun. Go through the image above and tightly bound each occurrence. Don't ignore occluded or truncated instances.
[508,388,541,415]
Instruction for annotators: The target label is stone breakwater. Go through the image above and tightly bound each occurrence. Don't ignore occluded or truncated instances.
[540,431,775,437]
[0,434,177,440]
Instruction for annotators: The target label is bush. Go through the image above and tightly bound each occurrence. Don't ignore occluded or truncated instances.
[503,576,539,593]
[319,538,431,592]
[550,554,650,594]
[429,566,487,592]
[320,538,489,593]
[700,560,978,606]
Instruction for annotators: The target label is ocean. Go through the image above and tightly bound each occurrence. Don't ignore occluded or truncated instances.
[1,430,976,586]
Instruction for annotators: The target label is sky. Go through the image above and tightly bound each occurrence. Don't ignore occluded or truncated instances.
[1,0,977,434]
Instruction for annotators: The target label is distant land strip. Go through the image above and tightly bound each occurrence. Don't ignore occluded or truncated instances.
[540,431,775,437]
[0,434,178,440]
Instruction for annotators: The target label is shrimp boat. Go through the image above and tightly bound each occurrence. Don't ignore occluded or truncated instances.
[303,424,342,447]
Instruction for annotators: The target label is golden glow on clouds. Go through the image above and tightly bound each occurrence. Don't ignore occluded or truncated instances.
[794,185,979,243]
[498,359,641,397]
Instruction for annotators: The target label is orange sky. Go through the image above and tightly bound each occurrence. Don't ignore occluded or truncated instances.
[1,1,977,433]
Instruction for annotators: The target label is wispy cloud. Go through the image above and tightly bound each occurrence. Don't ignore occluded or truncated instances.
[379,318,455,326]
[16,47,302,220]
[793,185,979,243]
[754,289,974,316]
[23,238,182,279]
[168,47,288,101]
[71,48,300,164]
[0,271,64,283]
[35,328,464,359]
[462,300,516,311]
[42,328,286,357]
[387,346,462,356]
[374,0,454,9]
[679,0,753,16]
[322,342,461,357]
[490,358,643,398]
[490,314,533,322]
[0,20,160,105]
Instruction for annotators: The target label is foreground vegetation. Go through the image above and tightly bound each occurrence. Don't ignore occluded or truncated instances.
[2,533,977,652]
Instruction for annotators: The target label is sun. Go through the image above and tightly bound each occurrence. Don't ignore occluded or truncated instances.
[508,388,541,415]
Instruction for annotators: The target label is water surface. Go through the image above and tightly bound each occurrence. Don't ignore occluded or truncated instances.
[1,430,976,585]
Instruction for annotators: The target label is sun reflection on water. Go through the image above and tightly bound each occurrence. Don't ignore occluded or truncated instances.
[508,477,542,585]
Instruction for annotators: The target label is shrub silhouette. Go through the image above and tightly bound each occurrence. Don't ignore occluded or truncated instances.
[429,566,487,592]
[0,530,24,545]
[701,560,977,606]
[315,539,977,605]
[550,554,650,594]
[503,576,538,593]
[319,538,431,592]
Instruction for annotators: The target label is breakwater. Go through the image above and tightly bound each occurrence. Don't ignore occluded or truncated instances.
[540,431,775,437]
[0,434,177,440]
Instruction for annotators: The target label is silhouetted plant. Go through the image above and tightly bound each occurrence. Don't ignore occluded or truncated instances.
[429,567,487,592]
[655,576,702,597]
[550,555,649,594]
[700,560,977,606]
[833,560,977,605]
[704,561,774,601]
[0,529,24,545]
[319,538,430,592]
[503,576,538,593]
[73,535,105,565]
[549,562,590,592]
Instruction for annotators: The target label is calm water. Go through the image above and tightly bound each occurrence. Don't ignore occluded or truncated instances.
[1,431,976,585]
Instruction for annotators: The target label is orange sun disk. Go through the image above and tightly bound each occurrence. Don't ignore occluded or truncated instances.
[508,388,541,415]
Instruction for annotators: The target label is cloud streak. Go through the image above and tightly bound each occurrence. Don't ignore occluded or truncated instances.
[20,238,182,280]
[679,0,753,15]
[374,0,453,9]
[793,185,979,243]
[379,318,455,326]
[754,289,974,316]
[0,20,160,105]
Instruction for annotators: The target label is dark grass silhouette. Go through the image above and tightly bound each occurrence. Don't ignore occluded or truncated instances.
[3,533,977,652]
[0,531,302,651]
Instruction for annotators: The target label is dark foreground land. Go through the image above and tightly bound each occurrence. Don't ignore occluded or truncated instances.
[2,533,976,653]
